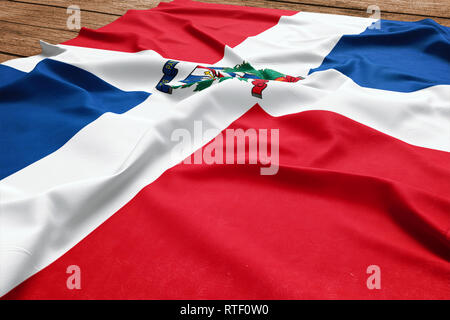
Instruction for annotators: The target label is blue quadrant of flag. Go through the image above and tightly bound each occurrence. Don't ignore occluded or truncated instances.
[0,59,150,180]
[310,19,450,92]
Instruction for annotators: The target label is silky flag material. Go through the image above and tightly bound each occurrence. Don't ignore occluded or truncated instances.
[0,0,449,299]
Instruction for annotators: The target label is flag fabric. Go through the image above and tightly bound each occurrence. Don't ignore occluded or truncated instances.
[0,0,449,299]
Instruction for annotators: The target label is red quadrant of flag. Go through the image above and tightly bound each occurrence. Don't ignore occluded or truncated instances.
[64,0,297,63]
[5,106,449,299]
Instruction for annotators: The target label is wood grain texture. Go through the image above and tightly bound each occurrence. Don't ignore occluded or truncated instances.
[7,0,450,18]
[0,1,119,30]
[6,0,448,26]
[0,52,21,63]
[263,0,450,19]
[6,0,167,16]
[0,20,75,57]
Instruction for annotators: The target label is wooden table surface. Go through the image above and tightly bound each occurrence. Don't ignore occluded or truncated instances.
[1,0,449,63]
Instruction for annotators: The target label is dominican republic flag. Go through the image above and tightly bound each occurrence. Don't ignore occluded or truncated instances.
[0,0,449,299]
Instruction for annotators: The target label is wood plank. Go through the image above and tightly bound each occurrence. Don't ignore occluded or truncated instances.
[9,0,450,19]
[7,0,168,16]
[265,0,450,19]
[0,1,119,30]
[0,52,21,63]
[7,0,450,26]
[0,20,75,56]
